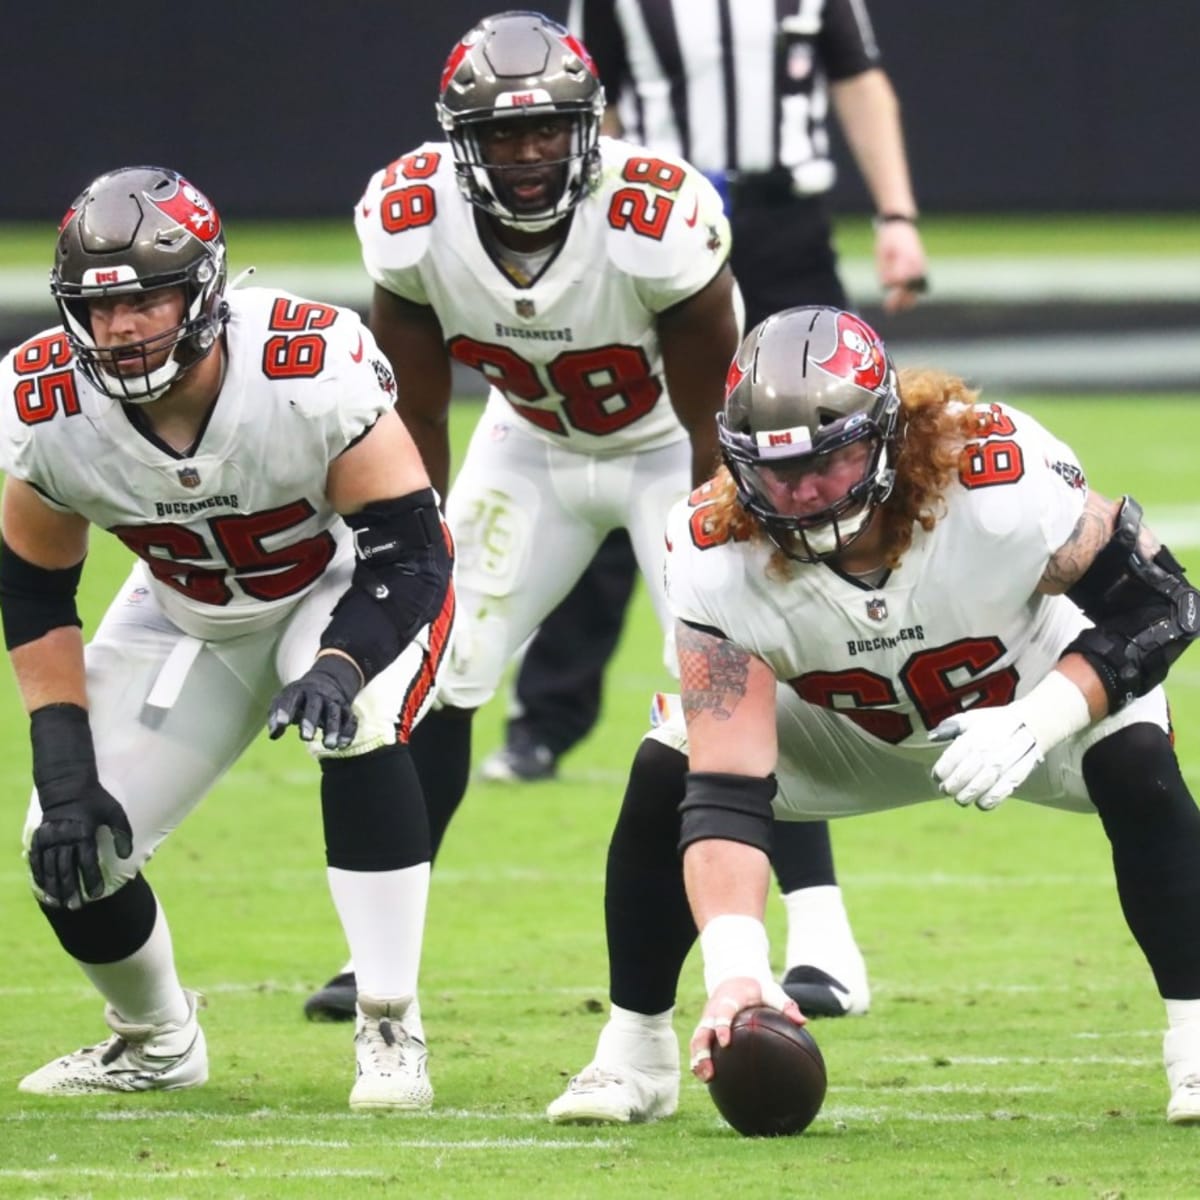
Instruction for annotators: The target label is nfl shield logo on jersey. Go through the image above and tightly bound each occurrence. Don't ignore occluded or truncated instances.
[515,298,536,318]
[177,466,201,489]
[866,597,888,623]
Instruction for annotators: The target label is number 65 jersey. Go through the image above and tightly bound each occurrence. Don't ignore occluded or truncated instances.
[354,136,731,455]
[665,402,1096,755]
[0,288,396,642]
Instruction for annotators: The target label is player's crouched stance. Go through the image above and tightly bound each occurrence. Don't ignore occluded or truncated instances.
[0,167,455,1110]
[549,306,1200,1126]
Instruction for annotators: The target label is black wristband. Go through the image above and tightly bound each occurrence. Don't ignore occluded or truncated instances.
[30,702,99,810]
[873,212,918,229]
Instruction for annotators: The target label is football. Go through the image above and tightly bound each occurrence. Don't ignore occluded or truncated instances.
[707,1006,827,1137]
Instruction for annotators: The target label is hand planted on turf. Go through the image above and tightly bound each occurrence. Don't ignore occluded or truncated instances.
[268,654,362,750]
[929,705,1042,810]
[30,783,133,907]
[689,977,803,1082]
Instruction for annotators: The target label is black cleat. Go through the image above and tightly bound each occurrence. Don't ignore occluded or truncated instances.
[781,966,868,1017]
[304,971,357,1022]
[478,741,557,783]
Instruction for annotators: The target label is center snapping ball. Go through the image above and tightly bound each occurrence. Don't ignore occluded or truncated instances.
[707,1006,827,1136]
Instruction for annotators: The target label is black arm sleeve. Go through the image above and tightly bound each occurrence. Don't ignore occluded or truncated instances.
[0,539,84,650]
[1064,496,1200,710]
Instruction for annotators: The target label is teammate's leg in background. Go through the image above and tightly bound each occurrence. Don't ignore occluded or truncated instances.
[481,529,638,782]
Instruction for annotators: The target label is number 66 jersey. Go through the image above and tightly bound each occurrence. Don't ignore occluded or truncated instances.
[655,401,1171,817]
[0,288,396,643]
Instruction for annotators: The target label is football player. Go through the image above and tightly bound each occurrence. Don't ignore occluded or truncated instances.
[303,10,869,1043]
[0,166,455,1110]
[549,305,1200,1125]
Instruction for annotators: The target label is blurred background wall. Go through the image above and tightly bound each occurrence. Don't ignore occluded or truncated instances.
[1,2,1196,394]
[2,1,1196,220]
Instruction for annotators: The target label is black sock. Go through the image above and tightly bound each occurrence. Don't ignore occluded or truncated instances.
[1084,723,1200,999]
[769,819,836,892]
[607,740,697,1014]
[321,743,430,870]
[407,707,473,860]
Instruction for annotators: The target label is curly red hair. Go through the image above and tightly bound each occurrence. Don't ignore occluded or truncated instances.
[700,368,991,572]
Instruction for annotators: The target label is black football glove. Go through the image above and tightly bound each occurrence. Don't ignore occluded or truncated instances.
[268,654,362,750]
[29,703,133,907]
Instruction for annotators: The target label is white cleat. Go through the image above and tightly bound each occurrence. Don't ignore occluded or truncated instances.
[350,994,433,1112]
[1167,1075,1200,1125]
[19,990,207,1096]
[1164,1025,1200,1125]
[548,1019,679,1124]
[547,1063,679,1124]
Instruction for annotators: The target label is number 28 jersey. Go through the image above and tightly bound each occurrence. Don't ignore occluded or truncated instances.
[0,288,396,641]
[665,402,1093,748]
[355,136,731,456]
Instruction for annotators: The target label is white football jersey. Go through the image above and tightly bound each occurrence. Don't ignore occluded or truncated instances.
[0,288,397,641]
[355,136,731,456]
[665,402,1092,747]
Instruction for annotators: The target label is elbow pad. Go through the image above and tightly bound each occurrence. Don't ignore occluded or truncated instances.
[678,771,777,857]
[1065,496,1200,710]
[0,539,84,650]
[320,488,452,683]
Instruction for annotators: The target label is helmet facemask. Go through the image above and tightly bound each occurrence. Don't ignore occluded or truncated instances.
[51,167,229,403]
[437,12,604,233]
[720,405,899,562]
[717,306,901,563]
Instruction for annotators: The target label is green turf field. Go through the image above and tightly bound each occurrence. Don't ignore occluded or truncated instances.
[2,213,1199,271]
[1,395,1199,1198]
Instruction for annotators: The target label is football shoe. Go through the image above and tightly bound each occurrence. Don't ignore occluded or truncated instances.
[547,1018,678,1124]
[19,990,207,1095]
[350,994,433,1111]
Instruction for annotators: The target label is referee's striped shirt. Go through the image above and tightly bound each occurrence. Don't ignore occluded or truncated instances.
[569,0,882,194]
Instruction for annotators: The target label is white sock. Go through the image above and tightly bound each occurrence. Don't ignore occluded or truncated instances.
[78,905,190,1028]
[327,864,430,1004]
[595,1004,677,1072]
[781,884,868,991]
[1165,998,1200,1029]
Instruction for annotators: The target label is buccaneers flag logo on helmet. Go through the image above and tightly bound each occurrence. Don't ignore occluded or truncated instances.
[145,178,222,243]
[812,312,888,392]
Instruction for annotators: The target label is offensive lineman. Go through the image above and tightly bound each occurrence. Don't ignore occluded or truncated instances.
[303,10,870,1062]
[550,305,1200,1125]
[0,167,454,1109]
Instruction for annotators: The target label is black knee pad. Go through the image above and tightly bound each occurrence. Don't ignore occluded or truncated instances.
[321,743,431,871]
[40,872,157,965]
[1083,722,1199,838]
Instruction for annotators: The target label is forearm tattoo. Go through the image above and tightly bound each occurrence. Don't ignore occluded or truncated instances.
[678,623,751,722]
[1041,492,1116,592]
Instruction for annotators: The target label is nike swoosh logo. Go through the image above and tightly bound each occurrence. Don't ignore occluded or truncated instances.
[360,203,372,219]
[350,333,364,363]
[664,532,674,551]
[684,198,699,227]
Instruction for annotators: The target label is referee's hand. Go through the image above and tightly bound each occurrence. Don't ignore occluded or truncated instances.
[876,221,928,313]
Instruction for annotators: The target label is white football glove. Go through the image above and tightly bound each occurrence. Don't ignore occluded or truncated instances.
[929,671,1092,810]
